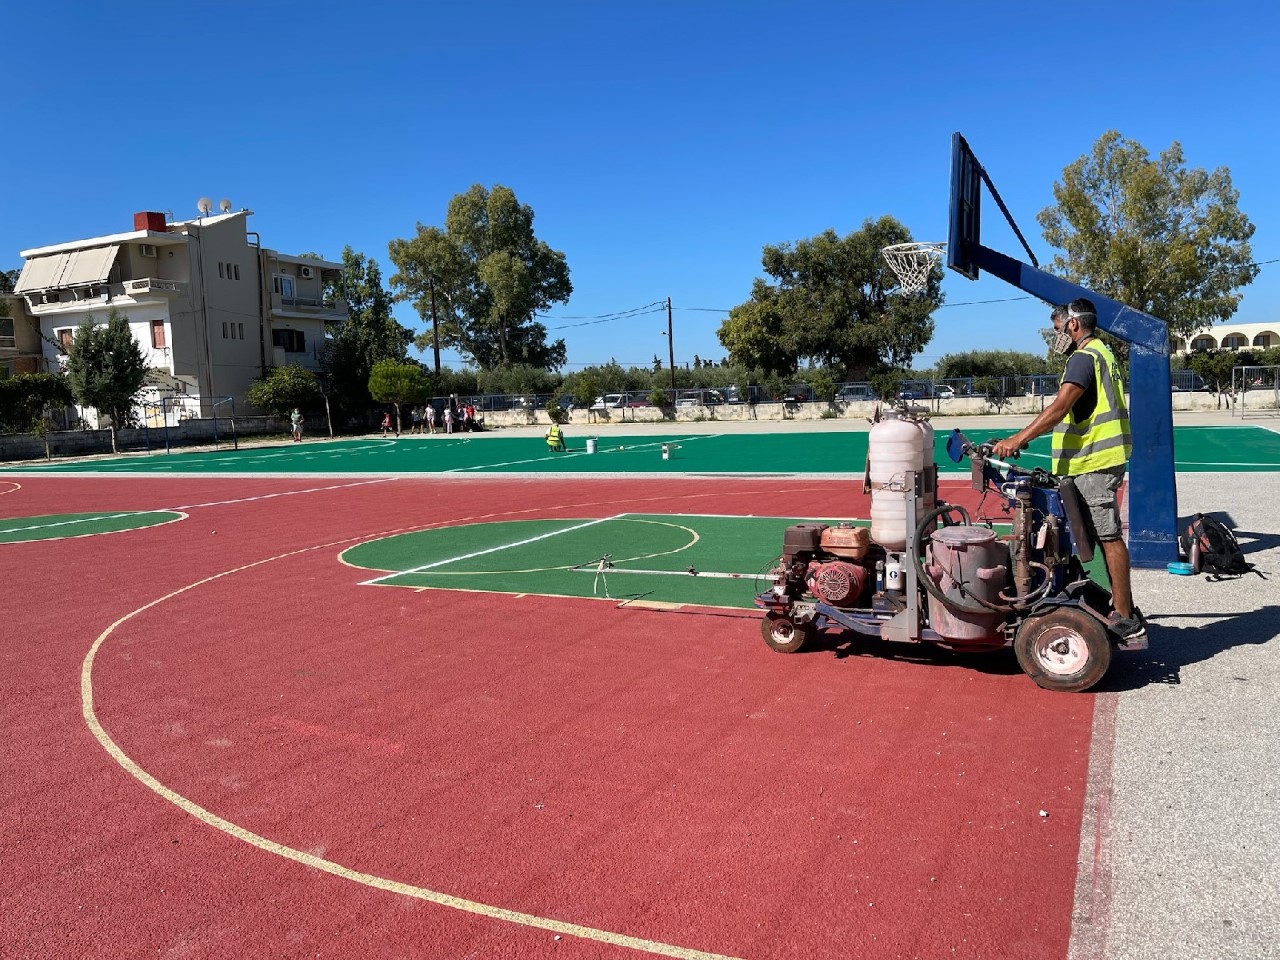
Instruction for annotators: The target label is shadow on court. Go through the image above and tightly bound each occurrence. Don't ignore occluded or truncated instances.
[1098,604,1280,691]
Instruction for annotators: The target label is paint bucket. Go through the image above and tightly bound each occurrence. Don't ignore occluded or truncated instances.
[661,443,670,460]
[586,437,597,454]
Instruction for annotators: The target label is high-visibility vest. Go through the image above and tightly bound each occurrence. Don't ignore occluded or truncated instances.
[1052,339,1132,475]
[546,424,562,446]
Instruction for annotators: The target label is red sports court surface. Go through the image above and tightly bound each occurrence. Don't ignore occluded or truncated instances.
[1,475,1104,959]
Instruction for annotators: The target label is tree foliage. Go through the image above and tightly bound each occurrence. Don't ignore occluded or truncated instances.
[0,373,73,433]
[719,216,941,378]
[388,185,571,371]
[368,359,430,432]
[321,247,413,416]
[934,350,1055,380]
[1037,131,1259,340]
[247,364,322,418]
[0,268,19,295]
[65,310,148,438]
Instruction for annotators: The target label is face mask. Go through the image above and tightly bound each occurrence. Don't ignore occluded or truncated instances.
[1050,325,1075,356]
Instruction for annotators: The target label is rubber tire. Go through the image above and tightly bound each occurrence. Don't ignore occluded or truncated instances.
[760,613,811,654]
[1014,607,1112,693]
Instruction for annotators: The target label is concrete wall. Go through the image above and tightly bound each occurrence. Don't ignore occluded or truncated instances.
[480,391,1273,429]
[0,416,286,462]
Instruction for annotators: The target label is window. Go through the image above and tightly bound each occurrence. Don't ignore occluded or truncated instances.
[57,329,74,353]
[1222,335,1247,350]
[151,319,166,348]
[272,329,305,352]
[237,322,244,339]
[233,263,240,281]
[218,262,225,279]
[1255,334,1274,348]
[222,321,229,338]
[273,275,295,298]
[1191,336,1216,351]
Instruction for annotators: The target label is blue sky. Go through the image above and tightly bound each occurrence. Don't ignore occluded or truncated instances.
[5,1,1278,373]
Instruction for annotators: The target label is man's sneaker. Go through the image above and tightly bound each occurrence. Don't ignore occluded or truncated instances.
[1108,608,1148,649]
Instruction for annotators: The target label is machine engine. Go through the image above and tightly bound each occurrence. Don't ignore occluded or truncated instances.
[808,560,869,606]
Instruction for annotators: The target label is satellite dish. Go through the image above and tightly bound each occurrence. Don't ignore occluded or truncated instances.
[219,198,232,213]
[197,197,213,216]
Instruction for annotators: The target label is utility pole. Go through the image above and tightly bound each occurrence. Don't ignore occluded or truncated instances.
[428,279,441,377]
[666,297,676,390]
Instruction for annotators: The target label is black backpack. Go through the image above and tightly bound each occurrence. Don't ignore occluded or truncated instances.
[1181,514,1256,577]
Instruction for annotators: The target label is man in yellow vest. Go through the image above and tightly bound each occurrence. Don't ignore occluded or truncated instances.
[993,298,1145,642]
[546,421,565,452]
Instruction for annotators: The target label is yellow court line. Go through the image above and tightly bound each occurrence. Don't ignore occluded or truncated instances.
[80,526,743,960]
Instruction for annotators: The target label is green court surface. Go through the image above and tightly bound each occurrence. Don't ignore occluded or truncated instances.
[342,514,811,609]
[5,425,1278,475]
[338,512,1089,609]
[0,510,184,543]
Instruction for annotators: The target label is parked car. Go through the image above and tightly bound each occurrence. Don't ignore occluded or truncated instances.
[590,393,627,411]
[935,385,956,400]
[836,385,873,402]
[781,384,817,403]
[675,389,725,409]
[590,392,649,411]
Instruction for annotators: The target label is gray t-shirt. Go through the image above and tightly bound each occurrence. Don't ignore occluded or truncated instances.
[1061,349,1098,422]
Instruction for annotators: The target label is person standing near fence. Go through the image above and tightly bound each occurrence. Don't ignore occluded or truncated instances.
[443,406,453,434]
[425,404,436,434]
[290,408,304,443]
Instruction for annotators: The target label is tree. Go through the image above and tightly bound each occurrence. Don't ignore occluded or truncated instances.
[935,350,1055,380]
[321,247,413,418]
[720,216,941,378]
[1038,131,1259,341]
[0,268,19,295]
[65,310,148,452]
[1184,349,1242,407]
[389,185,572,371]
[0,373,74,456]
[247,364,322,418]
[367,359,430,434]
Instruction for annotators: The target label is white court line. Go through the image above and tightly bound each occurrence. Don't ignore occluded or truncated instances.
[0,510,169,535]
[170,477,397,511]
[444,434,724,473]
[360,514,622,586]
[0,479,398,540]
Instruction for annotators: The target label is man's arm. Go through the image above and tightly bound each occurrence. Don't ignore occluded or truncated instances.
[992,383,1084,459]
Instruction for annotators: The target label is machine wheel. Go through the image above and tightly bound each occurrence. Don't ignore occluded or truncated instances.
[1014,607,1111,693]
[760,613,811,654]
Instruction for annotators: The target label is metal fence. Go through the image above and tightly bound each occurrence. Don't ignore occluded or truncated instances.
[419,372,1246,413]
[1233,365,1280,419]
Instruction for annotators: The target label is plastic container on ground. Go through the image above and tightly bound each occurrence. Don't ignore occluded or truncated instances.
[586,437,597,454]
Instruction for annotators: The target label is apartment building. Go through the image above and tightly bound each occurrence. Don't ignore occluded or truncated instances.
[1173,321,1278,354]
[9,209,347,422]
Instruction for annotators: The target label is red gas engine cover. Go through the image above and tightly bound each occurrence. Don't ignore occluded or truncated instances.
[808,561,868,606]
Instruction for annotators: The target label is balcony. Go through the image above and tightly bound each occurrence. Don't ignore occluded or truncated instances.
[270,295,349,321]
[122,277,186,298]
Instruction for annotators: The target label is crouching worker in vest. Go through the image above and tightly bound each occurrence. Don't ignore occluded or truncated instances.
[993,298,1146,643]
[546,422,566,452]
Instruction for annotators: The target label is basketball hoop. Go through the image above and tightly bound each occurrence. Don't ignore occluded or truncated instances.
[881,241,946,296]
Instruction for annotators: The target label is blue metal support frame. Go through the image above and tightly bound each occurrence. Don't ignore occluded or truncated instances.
[969,246,1178,567]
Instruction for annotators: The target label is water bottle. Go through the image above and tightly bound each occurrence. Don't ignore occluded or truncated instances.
[875,560,885,594]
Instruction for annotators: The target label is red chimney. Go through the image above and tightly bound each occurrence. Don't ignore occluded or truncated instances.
[133,211,167,232]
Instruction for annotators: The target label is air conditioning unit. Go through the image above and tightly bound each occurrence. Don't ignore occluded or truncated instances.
[139,243,158,258]
[299,265,314,279]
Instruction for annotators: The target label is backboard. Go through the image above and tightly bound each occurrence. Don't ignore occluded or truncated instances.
[947,132,982,280]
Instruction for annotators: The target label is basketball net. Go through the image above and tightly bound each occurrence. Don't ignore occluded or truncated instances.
[881,241,946,296]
